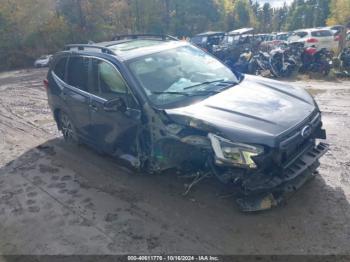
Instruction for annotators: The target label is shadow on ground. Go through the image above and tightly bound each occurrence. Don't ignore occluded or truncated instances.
[0,138,349,255]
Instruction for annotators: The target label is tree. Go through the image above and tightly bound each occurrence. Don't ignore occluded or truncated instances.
[327,0,350,25]
[313,0,330,27]
[272,4,288,32]
[257,2,272,32]
[0,0,346,71]
[232,0,257,29]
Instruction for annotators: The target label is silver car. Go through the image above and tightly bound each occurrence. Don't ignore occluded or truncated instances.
[34,55,52,68]
[288,28,338,51]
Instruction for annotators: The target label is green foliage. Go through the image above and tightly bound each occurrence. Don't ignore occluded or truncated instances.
[0,0,347,71]
[327,0,350,25]
[284,0,331,31]
[232,0,257,29]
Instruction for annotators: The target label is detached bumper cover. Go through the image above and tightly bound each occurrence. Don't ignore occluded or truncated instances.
[236,142,329,212]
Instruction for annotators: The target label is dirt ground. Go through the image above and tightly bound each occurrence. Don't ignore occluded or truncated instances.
[0,68,349,255]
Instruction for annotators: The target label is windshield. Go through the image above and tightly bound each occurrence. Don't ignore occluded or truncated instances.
[128,45,238,108]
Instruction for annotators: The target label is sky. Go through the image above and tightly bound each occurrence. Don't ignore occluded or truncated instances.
[257,0,294,8]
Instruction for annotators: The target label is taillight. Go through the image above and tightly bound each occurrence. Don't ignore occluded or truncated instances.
[306,38,319,43]
[334,35,341,41]
[43,79,49,90]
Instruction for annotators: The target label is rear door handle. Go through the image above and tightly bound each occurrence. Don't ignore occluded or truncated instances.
[89,104,98,112]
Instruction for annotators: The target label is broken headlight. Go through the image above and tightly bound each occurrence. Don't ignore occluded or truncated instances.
[208,134,264,169]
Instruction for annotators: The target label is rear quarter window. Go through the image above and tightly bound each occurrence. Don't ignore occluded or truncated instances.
[311,30,333,37]
[53,57,68,80]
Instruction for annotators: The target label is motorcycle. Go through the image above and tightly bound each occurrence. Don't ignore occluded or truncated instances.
[333,47,350,77]
[300,47,333,76]
[340,47,350,70]
[228,49,254,74]
[247,51,274,77]
[269,46,299,78]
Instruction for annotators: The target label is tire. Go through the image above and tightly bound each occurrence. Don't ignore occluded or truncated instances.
[59,112,79,144]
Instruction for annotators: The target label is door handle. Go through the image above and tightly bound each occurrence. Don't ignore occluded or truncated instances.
[89,104,98,112]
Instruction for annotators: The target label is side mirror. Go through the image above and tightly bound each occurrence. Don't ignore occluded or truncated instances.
[103,97,126,113]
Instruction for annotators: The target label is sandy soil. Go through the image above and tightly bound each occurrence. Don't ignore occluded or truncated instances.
[0,68,349,255]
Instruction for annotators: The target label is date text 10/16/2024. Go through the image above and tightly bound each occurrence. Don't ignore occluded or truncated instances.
[127,256,220,261]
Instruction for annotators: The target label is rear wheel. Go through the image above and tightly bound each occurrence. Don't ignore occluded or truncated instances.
[59,112,79,144]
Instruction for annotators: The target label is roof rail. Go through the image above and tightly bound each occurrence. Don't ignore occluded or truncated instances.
[65,44,116,55]
[112,34,178,41]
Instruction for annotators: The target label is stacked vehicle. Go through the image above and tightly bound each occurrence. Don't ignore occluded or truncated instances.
[191,26,342,78]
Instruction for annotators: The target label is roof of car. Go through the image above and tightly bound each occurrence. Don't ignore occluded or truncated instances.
[65,39,189,61]
[228,28,254,35]
[195,31,225,36]
[295,28,333,32]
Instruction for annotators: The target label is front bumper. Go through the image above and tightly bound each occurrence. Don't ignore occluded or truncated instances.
[236,142,329,212]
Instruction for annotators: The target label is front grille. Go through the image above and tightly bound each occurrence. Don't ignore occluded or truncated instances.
[277,110,322,165]
[281,137,312,165]
[279,111,320,146]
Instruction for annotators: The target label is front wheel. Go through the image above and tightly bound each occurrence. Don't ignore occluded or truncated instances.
[59,112,79,144]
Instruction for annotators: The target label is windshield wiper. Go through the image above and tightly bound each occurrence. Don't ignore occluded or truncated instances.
[183,79,237,90]
[151,90,219,96]
[183,79,226,90]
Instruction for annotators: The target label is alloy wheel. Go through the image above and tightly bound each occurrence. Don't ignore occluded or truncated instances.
[60,113,76,143]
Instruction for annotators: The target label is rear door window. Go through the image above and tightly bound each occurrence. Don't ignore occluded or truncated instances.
[66,56,89,91]
[53,57,68,80]
[311,30,333,37]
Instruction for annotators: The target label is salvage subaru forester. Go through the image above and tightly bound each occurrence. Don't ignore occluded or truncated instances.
[45,35,329,211]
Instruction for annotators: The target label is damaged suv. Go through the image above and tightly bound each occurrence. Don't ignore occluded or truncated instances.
[46,35,328,211]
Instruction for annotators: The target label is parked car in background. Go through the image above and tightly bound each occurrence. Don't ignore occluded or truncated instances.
[259,32,289,51]
[326,25,347,51]
[275,32,290,41]
[327,25,346,40]
[190,31,225,53]
[34,55,52,68]
[255,34,273,43]
[214,28,259,62]
[288,28,338,51]
[45,35,328,211]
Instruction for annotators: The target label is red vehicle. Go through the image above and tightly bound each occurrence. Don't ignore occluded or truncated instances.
[300,46,333,75]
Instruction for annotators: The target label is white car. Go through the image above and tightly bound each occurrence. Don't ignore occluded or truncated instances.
[34,55,52,68]
[288,28,338,51]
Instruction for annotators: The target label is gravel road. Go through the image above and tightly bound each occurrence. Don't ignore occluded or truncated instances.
[0,68,349,255]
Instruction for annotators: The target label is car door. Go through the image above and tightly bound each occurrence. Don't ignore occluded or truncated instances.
[64,56,92,140]
[88,58,141,155]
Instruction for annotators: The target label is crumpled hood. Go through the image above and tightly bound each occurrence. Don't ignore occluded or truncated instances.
[165,75,316,147]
